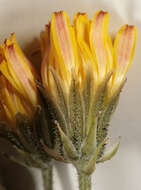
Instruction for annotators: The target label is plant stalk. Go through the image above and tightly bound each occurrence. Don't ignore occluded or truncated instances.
[41,165,53,190]
[77,170,91,190]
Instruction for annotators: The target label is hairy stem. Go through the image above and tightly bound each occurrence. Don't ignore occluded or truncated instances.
[41,165,53,190]
[77,170,91,190]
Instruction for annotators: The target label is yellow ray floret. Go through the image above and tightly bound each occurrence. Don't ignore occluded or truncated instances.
[113,25,137,82]
[109,24,137,95]
[0,75,33,125]
[50,11,83,88]
[74,12,98,81]
[90,10,113,82]
[0,34,38,106]
[40,25,50,89]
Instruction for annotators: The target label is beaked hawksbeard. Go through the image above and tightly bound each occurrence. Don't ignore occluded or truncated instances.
[39,10,136,189]
[40,10,136,168]
[0,10,137,190]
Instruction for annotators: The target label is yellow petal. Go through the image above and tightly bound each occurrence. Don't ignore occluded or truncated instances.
[0,76,17,123]
[0,60,21,91]
[14,93,33,117]
[74,12,98,81]
[41,25,59,95]
[10,33,39,80]
[40,25,50,88]
[40,25,50,58]
[106,34,113,73]
[113,25,137,85]
[51,11,75,68]
[0,35,38,106]
[50,11,82,87]
[90,10,111,82]
[0,75,33,125]
[74,12,90,46]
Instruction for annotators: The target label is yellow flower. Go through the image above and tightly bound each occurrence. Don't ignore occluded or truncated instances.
[0,33,38,106]
[0,75,33,125]
[40,10,136,98]
[39,10,137,167]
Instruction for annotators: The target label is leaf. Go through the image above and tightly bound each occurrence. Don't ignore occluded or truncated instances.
[69,78,84,150]
[49,67,68,118]
[38,86,69,157]
[16,113,36,151]
[86,71,113,135]
[57,123,78,160]
[83,138,107,175]
[81,117,97,155]
[96,79,126,158]
[34,106,52,148]
[40,139,67,162]
[97,137,120,163]
[16,111,50,162]
[0,123,27,152]
[82,70,94,137]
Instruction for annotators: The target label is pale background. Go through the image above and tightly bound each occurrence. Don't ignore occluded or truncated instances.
[0,0,141,189]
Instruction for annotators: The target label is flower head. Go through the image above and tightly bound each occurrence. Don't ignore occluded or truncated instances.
[40,10,136,173]
[0,34,50,168]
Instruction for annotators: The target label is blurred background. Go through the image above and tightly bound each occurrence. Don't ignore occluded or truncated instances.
[0,0,141,189]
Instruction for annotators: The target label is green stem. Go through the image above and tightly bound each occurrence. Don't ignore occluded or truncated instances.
[77,171,91,190]
[41,165,53,190]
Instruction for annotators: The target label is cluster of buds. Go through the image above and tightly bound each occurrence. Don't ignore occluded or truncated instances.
[0,10,136,190]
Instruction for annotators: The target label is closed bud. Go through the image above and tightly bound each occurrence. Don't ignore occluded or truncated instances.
[0,34,50,169]
[40,11,136,182]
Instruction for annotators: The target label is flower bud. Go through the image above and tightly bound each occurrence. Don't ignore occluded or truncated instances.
[0,35,51,170]
[40,11,136,170]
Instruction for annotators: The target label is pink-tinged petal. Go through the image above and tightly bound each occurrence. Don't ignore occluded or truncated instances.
[51,11,74,67]
[90,10,110,81]
[113,25,137,82]
[10,33,39,80]
[5,44,37,105]
[106,24,137,97]
[40,24,50,58]
[40,25,50,87]
[50,10,82,86]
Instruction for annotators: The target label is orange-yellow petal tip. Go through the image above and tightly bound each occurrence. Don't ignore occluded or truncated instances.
[89,10,110,81]
[114,24,137,77]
